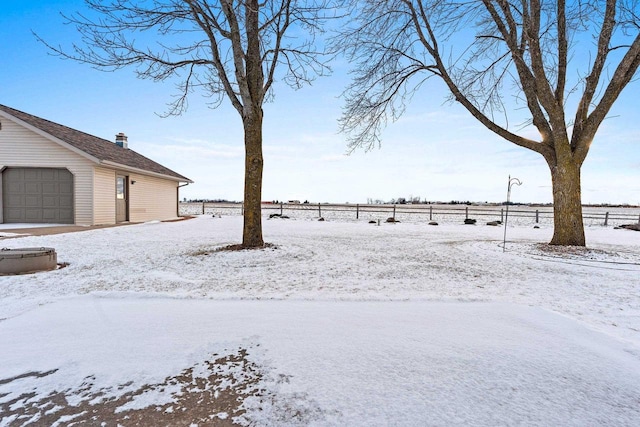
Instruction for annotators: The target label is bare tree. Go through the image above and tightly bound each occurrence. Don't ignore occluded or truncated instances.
[39,0,340,248]
[337,0,640,246]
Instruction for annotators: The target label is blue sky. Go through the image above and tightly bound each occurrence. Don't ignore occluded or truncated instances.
[2,1,639,204]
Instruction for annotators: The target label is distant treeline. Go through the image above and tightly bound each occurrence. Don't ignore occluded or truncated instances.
[184,198,240,203]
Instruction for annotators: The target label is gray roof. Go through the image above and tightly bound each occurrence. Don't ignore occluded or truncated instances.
[0,104,192,182]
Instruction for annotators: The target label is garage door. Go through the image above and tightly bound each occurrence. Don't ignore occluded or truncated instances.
[2,168,74,224]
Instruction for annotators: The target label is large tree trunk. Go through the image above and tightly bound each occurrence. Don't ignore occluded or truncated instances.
[549,159,586,246]
[242,110,264,248]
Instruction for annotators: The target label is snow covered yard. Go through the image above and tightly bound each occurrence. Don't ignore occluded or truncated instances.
[1,215,640,425]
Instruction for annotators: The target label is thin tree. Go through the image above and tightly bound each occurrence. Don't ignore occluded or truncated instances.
[39,0,340,248]
[337,0,640,246]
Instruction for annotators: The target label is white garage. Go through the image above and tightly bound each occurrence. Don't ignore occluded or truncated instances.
[0,105,192,226]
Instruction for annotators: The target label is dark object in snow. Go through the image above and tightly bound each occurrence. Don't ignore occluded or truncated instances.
[486,221,500,226]
[269,214,289,219]
[386,217,399,223]
[464,218,476,225]
[618,223,640,231]
[368,220,376,224]
[429,221,438,226]
[534,225,540,229]
[318,217,325,222]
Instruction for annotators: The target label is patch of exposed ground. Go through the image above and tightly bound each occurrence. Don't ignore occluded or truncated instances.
[189,243,277,256]
[0,348,325,426]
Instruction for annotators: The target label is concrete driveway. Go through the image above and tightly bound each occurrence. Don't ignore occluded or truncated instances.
[0,217,193,239]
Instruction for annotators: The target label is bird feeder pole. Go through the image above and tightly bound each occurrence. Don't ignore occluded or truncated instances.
[503,175,522,252]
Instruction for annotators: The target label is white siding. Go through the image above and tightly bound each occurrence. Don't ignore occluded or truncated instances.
[0,118,94,225]
[93,167,116,225]
[129,173,179,222]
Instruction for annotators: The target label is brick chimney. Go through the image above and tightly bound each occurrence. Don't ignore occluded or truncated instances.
[115,132,128,149]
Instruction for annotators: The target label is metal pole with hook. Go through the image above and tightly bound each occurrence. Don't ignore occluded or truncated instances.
[503,175,522,252]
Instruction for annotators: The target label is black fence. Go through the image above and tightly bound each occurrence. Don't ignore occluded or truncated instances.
[180,202,640,227]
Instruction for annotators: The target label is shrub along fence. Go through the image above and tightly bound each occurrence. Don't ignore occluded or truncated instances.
[180,202,640,227]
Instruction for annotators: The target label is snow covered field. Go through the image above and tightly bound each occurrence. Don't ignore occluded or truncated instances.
[1,215,639,425]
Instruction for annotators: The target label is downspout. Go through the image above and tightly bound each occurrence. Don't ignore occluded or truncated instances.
[178,182,190,217]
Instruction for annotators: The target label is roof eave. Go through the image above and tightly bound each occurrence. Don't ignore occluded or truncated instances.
[100,160,193,183]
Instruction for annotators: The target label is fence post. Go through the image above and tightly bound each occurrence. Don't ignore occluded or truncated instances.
[393,204,396,219]
[604,211,609,226]
[501,208,504,223]
[535,209,539,223]
[356,204,359,219]
[319,203,322,217]
[465,206,468,220]
[280,203,283,216]
[429,206,433,221]
[202,202,205,215]
[241,203,244,216]
[637,214,640,224]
